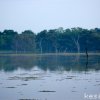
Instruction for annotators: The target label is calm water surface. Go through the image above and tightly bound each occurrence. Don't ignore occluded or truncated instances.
[0,55,100,100]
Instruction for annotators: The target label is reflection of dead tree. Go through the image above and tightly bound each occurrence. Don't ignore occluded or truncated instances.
[85,40,89,72]
[85,47,88,60]
[85,40,88,64]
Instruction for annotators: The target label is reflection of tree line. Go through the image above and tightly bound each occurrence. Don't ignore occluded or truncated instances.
[0,55,100,72]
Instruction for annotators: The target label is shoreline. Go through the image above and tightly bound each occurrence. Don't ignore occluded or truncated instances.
[0,53,100,56]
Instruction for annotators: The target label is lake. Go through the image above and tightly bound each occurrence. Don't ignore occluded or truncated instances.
[0,54,100,100]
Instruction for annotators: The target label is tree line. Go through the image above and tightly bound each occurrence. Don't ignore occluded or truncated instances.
[0,27,100,53]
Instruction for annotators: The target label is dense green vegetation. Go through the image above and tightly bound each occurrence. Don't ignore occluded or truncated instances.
[0,27,100,53]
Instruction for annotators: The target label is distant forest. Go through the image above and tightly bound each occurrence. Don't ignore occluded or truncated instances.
[0,27,100,53]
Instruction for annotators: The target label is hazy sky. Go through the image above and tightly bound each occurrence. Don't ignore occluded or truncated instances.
[0,0,100,33]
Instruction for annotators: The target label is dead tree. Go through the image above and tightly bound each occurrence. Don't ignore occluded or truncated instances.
[72,35,80,54]
[39,38,43,54]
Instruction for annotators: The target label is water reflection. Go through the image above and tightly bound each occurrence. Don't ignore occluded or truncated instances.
[0,55,100,72]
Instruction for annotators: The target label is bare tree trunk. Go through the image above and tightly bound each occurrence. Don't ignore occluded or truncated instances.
[76,40,80,54]
[71,35,80,61]
[72,35,80,54]
[15,41,17,54]
[24,48,26,53]
[64,48,67,53]
[39,39,43,54]
[55,47,58,54]
[55,42,59,54]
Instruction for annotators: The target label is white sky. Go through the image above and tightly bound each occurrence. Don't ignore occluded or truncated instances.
[0,0,100,33]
